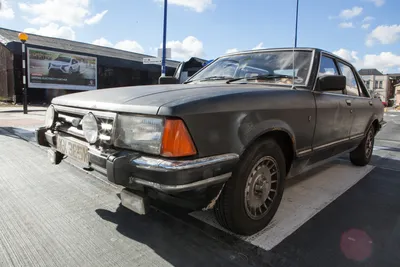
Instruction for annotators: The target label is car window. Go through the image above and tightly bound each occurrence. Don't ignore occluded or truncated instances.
[337,62,360,97]
[318,56,344,94]
[319,56,339,76]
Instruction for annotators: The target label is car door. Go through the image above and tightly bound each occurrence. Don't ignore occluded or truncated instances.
[337,61,374,139]
[312,55,354,151]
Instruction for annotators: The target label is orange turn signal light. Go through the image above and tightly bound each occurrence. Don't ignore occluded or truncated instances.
[161,119,197,157]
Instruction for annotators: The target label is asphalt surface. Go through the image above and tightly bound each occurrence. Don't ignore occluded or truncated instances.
[0,107,400,267]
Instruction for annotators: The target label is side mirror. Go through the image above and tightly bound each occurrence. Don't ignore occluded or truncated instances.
[159,76,179,85]
[316,75,346,91]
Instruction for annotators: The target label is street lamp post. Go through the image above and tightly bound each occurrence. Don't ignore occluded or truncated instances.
[161,0,168,77]
[294,0,299,48]
[18,32,29,114]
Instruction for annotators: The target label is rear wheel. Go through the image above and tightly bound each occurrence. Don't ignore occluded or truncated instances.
[214,138,286,235]
[350,126,375,166]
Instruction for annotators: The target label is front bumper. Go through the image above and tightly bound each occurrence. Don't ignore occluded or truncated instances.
[37,127,239,195]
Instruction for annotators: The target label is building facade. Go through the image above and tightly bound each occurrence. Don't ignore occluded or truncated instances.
[359,69,391,102]
[395,84,400,107]
[0,27,180,104]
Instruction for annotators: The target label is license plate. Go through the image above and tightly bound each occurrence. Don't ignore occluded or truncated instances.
[57,136,89,164]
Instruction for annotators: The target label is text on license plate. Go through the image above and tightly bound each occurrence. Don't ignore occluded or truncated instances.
[57,136,89,164]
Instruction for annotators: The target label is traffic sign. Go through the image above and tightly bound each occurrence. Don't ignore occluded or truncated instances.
[158,48,171,59]
[143,58,162,64]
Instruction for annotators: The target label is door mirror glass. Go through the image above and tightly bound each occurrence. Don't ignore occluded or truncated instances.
[316,75,346,91]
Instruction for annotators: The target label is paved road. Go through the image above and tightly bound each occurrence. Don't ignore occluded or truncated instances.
[0,107,400,267]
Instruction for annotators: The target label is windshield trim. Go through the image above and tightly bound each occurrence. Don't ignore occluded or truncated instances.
[187,49,316,88]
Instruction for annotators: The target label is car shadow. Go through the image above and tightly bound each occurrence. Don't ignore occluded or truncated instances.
[0,127,36,142]
[95,203,270,267]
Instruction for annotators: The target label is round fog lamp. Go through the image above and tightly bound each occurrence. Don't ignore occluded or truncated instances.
[45,105,55,128]
[82,113,99,144]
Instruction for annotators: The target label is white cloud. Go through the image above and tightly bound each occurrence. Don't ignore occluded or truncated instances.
[365,0,385,7]
[156,0,214,13]
[163,36,204,60]
[366,24,400,46]
[339,6,363,19]
[92,38,145,53]
[226,48,238,54]
[24,23,76,40]
[84,10,108,25]
[362,24,370,29]
[363,16,375,22]
[0,0,14,19]
[333,48,400,72]
[252,42,265,50]
[363,52,400,71]
[18,0,105,27]
[114,40,145,54]
[333,48,360,63]
[92,37,113,47]
[339,22,354,28]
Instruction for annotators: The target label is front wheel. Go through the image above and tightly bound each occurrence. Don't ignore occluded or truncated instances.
[350,126,375,166]
[214,138,286,235]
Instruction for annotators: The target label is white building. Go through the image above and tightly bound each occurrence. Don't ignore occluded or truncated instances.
[359,69,391,102]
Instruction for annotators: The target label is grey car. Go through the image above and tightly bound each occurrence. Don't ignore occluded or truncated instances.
[36,48,385,235]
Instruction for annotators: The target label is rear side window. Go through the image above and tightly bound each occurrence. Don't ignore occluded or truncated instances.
[319,56,339,76]
[337,62,360,97]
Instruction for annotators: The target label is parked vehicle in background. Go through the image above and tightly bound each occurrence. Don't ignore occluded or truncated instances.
[173,57,209,83]
[37,48,385,235]
[48,56,80,75]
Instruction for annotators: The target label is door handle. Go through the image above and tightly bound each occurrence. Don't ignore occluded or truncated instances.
[369,101,373,106]
[346,99,352,106]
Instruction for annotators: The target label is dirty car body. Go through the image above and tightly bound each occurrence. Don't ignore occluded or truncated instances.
[37,48,385,235]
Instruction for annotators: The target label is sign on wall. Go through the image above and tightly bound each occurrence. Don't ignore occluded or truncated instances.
[27,47,97,90]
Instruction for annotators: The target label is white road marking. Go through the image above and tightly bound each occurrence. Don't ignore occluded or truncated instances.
[190,161,374,251]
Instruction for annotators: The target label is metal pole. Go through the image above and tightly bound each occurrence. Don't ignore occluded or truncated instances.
[22,41,28,114]
[294,0,299,48]
[161,0,168,77]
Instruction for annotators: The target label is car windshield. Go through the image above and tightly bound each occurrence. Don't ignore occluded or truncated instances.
[187,50,312,86]
[54,56,71,63]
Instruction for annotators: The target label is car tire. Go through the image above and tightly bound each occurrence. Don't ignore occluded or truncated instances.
[350,126,375,166]
[214,138,286,236]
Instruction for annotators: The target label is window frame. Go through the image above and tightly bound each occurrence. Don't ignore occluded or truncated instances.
[313,53,345,95]
[336,60,361,97]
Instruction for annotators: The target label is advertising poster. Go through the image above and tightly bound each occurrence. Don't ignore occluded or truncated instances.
[27,48,97,90]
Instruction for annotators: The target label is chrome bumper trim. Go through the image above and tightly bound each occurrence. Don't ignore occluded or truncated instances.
[131,153,239,172]
[131,172,232,193]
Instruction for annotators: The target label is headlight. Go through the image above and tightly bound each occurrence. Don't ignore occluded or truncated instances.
[114,115,164,155]
[45,105,55,128]
[82,113,99,144]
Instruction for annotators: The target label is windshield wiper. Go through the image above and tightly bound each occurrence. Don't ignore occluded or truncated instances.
[226,74,295,84]
[184,76,234,84]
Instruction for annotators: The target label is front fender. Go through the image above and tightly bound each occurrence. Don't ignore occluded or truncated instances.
[238,116,296,155]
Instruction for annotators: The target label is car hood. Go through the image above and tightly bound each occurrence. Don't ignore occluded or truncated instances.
[52,83,287,115]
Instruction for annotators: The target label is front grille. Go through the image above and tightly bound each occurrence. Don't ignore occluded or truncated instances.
[53,105,117,146]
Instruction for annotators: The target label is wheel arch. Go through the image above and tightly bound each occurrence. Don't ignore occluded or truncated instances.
[242,128,296,175]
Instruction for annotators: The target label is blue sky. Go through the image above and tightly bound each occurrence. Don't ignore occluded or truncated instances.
[0,0,399,72]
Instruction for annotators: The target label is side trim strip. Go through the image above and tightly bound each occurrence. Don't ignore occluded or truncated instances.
[131,173,232,193]
[297,149,312,156]
[314,138,349,150]
[299,134,365,154]
[349,133,365,140]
